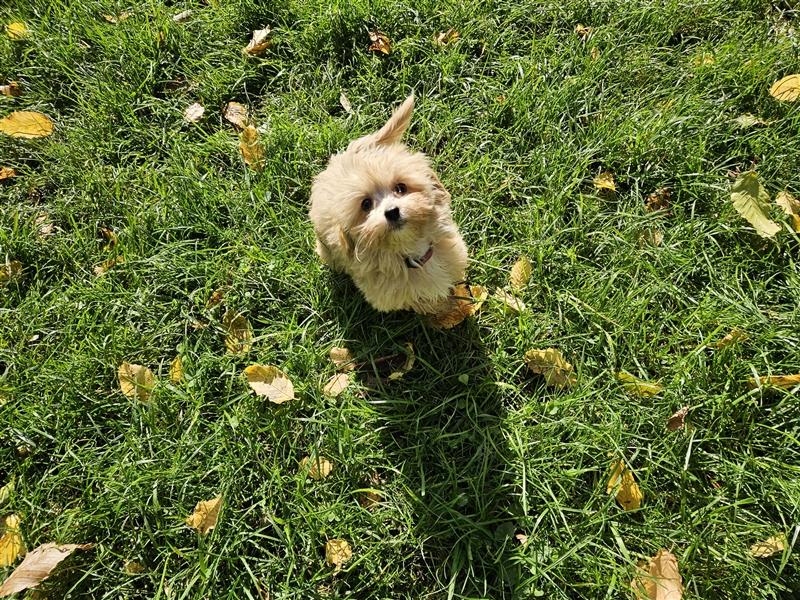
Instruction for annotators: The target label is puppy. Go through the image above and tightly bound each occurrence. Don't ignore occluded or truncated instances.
[309,95,468,314]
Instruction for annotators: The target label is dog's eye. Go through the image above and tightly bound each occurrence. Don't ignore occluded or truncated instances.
[361,197,373,211]
[394,183,407,195]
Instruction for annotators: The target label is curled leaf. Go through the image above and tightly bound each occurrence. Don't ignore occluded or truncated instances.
[0,543,92,596]
[118,362,155,402]
[368,29,391,55]
[666,406,689,431]
[300,456,334,480]
[749,534,787,558]
[730,172,781,238]
[616,371,663,397]
[244,27,272,56]
[329,346,354,372]
[776,190,800,232]
[525,348,576,388]
[434,29,460,46]
[748,374,800,390]
[645,188,671,213]
[185,495,222,535]
[631,549,682,600]
[244,365,295,404]
[93,256,124,276]
[769,74,800,102]
[0,112,53,139]
[606,459,643,510]
[574,24,594,39]
[223,101,249,129]
[509,256,532,291]
[222,310,253,354]
[183,102,204,123]
[714,328,747,349]
[0,515,25,568]
[323,373,350,398]
[239,125,265,171]
[429,283,485,329]
[325,539,352,571]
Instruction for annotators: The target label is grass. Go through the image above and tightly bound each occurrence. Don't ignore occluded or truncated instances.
[1,0,800,597]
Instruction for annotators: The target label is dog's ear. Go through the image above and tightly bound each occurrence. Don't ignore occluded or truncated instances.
[430,171,451,206]
[373,95,414,146]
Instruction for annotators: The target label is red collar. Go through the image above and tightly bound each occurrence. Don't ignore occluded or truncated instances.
[405,246,433,269]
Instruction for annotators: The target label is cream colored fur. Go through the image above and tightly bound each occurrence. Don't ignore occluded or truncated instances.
[309,95,468,314]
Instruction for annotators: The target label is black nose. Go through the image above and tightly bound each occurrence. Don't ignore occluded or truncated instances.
[384,207,401,223]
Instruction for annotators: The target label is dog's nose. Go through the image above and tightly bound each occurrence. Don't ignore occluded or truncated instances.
[384,207,401,223]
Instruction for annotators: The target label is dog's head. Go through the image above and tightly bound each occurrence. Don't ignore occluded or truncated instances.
[310,95,452,263]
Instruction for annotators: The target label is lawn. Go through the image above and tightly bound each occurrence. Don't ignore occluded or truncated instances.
[1,0,800,598]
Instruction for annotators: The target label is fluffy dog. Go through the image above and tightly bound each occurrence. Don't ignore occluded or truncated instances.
[309,95,468,314]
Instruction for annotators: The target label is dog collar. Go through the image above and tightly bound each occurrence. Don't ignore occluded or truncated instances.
[405,246,434,269]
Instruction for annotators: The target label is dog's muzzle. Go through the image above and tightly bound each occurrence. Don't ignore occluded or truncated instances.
[405,245,433,269]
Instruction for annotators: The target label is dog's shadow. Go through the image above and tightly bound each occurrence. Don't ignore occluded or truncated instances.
[324,273,527,597]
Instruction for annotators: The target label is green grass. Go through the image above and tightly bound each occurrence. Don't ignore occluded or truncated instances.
[2,0,800,597]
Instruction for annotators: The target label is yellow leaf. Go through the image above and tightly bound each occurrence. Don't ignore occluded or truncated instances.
[713,328,747,349]
[103,12,130,24]
[300,456,334,480]
[494,289,526,313]
[769,74,800,102]
[509,256,532,291]
[776,190,800,232]
[118,362,155,402]
[590,46,600,61]
[666,406,689,431]
[122,560,146,574]
[223,101,249,129]
[206,287,225,308]
[329,346,355,372]
[0,82,21,97]
[749,534,787,558]
[748,374,800,390]
[0,112,53,139]
[368,29,391,55]
[99,226,117,250]
[239,125,265,171]
[574,24,594,39]
[323,373,349,398]
[631,549,682,600]
[93,255,124,276]
[0,167,16,181]
[183,102,204,123]
[243,365,295,404]
[429,283,485,329]
[525,348,576,388]
[434,28,460,46]
[0,542,93,596]
[185,495,222,535]
[0,478,15,507]
[616,371,663,397]
[0,515,25,568]
[358,490,382,509]
[5,22,28,40]
[325,539,352,570]
[388,342,415,381]
[0,260,22,284]
[222,310,253,354]
[730,172,781,238]
[691,52,715,67]
[244,27,272,56]
[593,171,616,192]
[734,113,767,129]
[606,459,643,510]
[169,356,184,384]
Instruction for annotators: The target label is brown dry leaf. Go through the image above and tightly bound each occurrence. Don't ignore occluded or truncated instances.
[301,456,334,480]
[388,342,415,381]
[749,534,787,558]
[183,102,205,123]
[590,46,600,61]
[666,406,689,431]
[169,356,184,384]
[714,327,747,349]
[606,459,643,511]
[243,365,295,404]
[368,29,391,55]
[325,539,352,571]
[494,289,526,313]
[339,92,353,114]
[323,373,350,398]
[434,28,460,46]
[118,362,155,402]
[640,228,664,247]
[329,346,354,372]
[430,283,484,329]
[93,256,124,276]
[616,371,663,397]
[239,125,265,171]
[185,495,222,535]
[0,543,92,596]
[769,74,800,102]
[574,24,594,39]
[0,112,53,139]
[99,226,117,250]
[34,213,54,238]
[0,515,25,568]
[735,113,768,129]
[0,82,21,97]
[223,101,249,129]
[206,288,225,308]
[103,12,130,24]
[5,23,29,40]
[645,188,671,213]
[0,167,16,181]
[0,260,22,284]
[631,549,682,600]
[122,560,146,575]
[748,374,800,390]
[244,27,272,56]
[593,171,616,192]
[222,310,253,354]
[515,532,529,545]
[776,190,800,232]
[524,348,576,388]
[172,10,192,23]
[509,256,532,291]
[359,490,382,509]
[730,172,781,238]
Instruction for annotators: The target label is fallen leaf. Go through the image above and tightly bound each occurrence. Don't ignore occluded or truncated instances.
[574,23,594,39]
[222,310,253,354]
[645,188,671,213]
[0,167,16,181]
[169,356,184,383]
[748,374,800,390]
[99,226,117,250]
[185,495,222,535]
[122,560,146,574]
[206,288,225,308]
[525,348,576,388]
[0,260,22,284]
[515,533,529,545]
[329,346,354,372]
[323,373,349,397]
[387,342,415,380]
[616,371,663,397]
[606,459,643,510]
[223,101,249,129]
[244,27,272,56]
[93,256,124,276]
[103,12,130,24]
[593,171,616,192]
[244,365,295,404]
[429,283,484,329]
[769,74,800,102]
[5,23,29,41]
[0,478,14,507]
[666,406,689,431]
[0,112,54,139]
[301,456,334,480]
[0,82,21,97]
[714,327,747,349]
[0,515,25,568]
[434,28,460,46]
[776,190,800,232]
[749,534,787,558]
[172,9,192,23]
[358,490,382,509]
[183,102,204,123]
[368,29,391,55]
[0,544,93,597]
[734,113,767,129]
[239,125,265,171]
[34,213,54,238]
[691,52,715,67]
[730,172,781,238]
[631,549,682,600]
[325,539,352,571]
[494,289,526,313]
[590,46,600,60]
[470,285,489,311]
[339,92,353,114]
[509,257,533,291]
[640,228,664,247]
[118,362,155,402]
